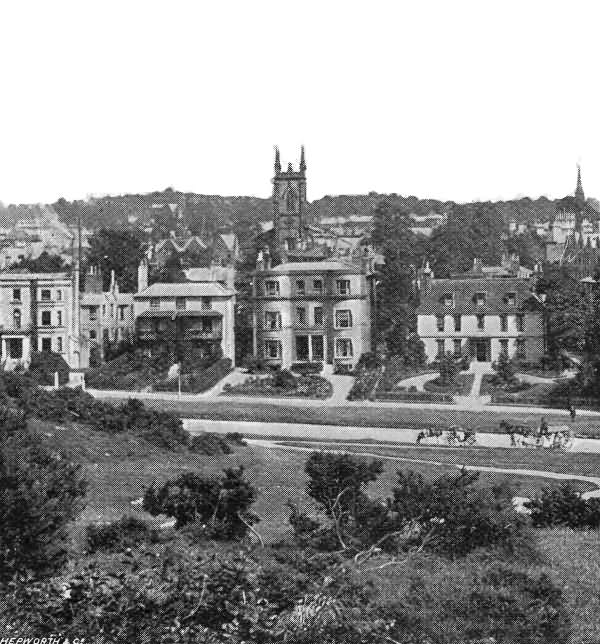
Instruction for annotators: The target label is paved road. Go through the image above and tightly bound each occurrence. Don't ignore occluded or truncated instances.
[247,438,600,500]
[183,417,600,453]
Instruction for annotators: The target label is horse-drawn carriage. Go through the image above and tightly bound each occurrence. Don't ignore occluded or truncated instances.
[416,426,477,447]
[499,420,574,451]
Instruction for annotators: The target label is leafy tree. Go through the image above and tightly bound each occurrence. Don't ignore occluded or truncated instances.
[494,350,517,384]
[8,251,68,273]
[143,467,258,539]
[151,250,187,283]
[438,352,459,386]
[0,430,87,581]
[87,228,145,292]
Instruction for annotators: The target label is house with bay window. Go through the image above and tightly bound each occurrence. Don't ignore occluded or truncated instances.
[252,257,371,371]
[416,259,545,364]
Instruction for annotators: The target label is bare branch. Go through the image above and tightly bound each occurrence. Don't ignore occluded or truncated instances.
[238,512,264,548]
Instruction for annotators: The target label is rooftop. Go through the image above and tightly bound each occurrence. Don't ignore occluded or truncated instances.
[136,282,235,298]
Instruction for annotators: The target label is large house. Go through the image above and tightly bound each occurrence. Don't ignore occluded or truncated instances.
[80,266,135,367]
[134,259,236,365]
[252,148,375,371]
[0,271,81,369]
[417,259,545,364]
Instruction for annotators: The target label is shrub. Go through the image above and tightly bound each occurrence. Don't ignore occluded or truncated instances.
[0,430,87,582]
[242,355,267,373]
[143,467,258,539]
[25,351,70,386]
[87,516,158,553]
[493,351,518,385]
[274,368,298,388]
[154,358,232,393]
[291,362,323,375]
[526,483,600,529]
[188,432,233,455]
[438,352,459,386]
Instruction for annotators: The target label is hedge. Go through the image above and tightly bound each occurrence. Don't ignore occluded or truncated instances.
[376,390,454,403]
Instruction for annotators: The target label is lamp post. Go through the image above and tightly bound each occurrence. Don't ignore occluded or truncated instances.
[539,293,548,365]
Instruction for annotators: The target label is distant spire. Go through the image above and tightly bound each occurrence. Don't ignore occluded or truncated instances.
[274,146,281,174]
[575,163,585,209]
[300,145,306,172]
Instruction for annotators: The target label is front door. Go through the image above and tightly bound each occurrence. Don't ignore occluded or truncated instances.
[296,335,309,361]
[476,340,488,362]
[311,335,324,361]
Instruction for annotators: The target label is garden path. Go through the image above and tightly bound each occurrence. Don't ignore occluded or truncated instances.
[395,372,440,392]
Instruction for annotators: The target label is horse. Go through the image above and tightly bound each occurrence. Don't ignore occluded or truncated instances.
[416,427,443,445]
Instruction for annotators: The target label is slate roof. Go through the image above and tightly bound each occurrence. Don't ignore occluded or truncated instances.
[417,277,539,315]
[135,282,234,298]
[269,260,361,274]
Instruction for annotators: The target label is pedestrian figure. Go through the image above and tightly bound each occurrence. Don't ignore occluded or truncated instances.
[539,416,549,437]
[570,405,576,422]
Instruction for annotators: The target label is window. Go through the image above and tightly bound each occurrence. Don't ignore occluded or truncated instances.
[454,339,462,357]
[286,237,296,251]
[506,292,516,306]
[516,339,526,360]
[56,289,62,301]
[312,335,324,360]
[149,298,159,310]
[201,297,212,310]
[336,338,353,358]
[476,314,485,330]
[176,297,186,310]
[454,315,461,332]
[443,293,454,307]
[102,304,107,316]
[314,306,324,326]
[13,309,21,329]
[103,328,109,341]
[41,311,51,326]
[57,337,63,352]
[436,315,445,332]
[336,280,351,295]
[475,292,486,306]
[516,314,524,332]
[296,279,305,295]
[500,315,508,332]
[499,339,509,356]
[41,337,52,352]
[296,335,310,360]
[264,280,280,296]
[335,309,352,328]
[110,304,115,318]
[57,310,62,326]
[313,279,323,295]
[12,288,21,302]
[265,339,281,359]
[202,319,213,334]
[119,306,125,321]
[9,338,22,359]
[436,339,445,358]
[296,307,307,324]
[265,311,281,330]
[90,330,97,340]
[41,289,51,301]
[89,306,98,321]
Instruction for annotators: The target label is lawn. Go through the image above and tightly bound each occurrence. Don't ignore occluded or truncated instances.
[97,395,600,438]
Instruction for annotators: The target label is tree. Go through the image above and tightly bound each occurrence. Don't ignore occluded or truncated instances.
[304,452,384,548]
[438,352,459,386]
[143,467,258,540]
[151,250,187,283]
[494,350,517,384]
[0,430,87,581]
[87,228,145,292]
[8,251,68,273]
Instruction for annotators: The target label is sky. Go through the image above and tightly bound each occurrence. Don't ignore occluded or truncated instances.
[0,1,599,205]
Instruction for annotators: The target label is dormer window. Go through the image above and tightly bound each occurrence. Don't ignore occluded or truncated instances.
[475,292,486,306]
[506,292,516,306]
[443,293,454,307]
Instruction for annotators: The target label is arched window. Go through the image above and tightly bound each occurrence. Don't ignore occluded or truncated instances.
[285,189,297,213]
[13,309,21,329]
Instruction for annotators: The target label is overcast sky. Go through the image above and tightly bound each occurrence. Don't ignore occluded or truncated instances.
[0,1,598,205]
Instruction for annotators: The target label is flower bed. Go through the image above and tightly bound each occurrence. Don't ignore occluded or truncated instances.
[423,373,475,396]
[480,374,534,397]
[222,371,332,399]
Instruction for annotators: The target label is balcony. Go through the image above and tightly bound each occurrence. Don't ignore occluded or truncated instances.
[183,328,222,341]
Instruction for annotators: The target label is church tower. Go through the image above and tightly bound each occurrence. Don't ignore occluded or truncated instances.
[272,146,307,255]
[575,164,585,211]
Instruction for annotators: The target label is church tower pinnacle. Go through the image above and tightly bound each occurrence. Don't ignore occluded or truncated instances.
[575,163,585,211]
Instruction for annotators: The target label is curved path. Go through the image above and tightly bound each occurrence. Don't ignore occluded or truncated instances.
[248,438,600,500]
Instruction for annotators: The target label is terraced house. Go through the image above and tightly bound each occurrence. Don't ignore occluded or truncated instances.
[417,257,545,364]
[0,271,80,369]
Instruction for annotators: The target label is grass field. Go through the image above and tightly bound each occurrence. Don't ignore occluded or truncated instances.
[98,395,600,438]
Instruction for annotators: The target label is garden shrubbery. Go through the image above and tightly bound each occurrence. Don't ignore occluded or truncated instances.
[143,467,258,538]
[154,358,232,393]
[224,369,332,399]
[25,351,70,386]
[85,348,173,391]
[188,431,246,455]
[526,483,600,529]
[87,516,159,553]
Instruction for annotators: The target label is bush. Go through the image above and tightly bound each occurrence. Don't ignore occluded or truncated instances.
[526,483,600,529]
[274,368,298,388]
[291,362,323,375]
[376,390,454,403]
[87,516,158,553]
[493,351,518,385]
[25,351,70,386]
[242,355,267,373]
[0,430,87,582]
[143,467,258,539]
[188,432,233,455]
[438,352,459,386]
